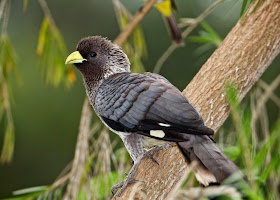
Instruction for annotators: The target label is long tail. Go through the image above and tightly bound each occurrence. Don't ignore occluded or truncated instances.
[163,14,184,45]
[177,135,242,185]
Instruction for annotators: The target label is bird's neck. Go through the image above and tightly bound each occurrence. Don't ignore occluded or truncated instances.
[82,65,131,107]
[83,76,104,107]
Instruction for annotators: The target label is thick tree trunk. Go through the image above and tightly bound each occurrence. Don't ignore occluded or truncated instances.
[115,0,280,199]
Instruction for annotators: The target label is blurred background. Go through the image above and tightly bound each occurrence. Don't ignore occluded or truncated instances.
[0,0,279,199]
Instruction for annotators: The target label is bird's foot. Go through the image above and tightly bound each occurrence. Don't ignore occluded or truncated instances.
[111,144,172,197]
[143,143,172,165]
[111,161,144,197]
[111,175,140,197]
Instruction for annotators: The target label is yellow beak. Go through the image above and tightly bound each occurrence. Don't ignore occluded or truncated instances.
[65,51,87,64]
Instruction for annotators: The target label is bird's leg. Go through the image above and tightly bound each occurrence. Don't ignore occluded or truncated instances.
[111,158,144,197]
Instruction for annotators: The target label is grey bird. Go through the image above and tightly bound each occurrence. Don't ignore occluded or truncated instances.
[65,36,241,195]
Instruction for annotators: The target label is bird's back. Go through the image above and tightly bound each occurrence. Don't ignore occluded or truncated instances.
[94,72,214,140]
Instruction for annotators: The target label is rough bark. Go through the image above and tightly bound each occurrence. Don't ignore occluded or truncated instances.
[115,0,280,199]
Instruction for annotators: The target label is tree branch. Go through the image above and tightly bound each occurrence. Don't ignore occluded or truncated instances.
[63,99,92,200]
[116,0,280,199]
[114,0,157,46]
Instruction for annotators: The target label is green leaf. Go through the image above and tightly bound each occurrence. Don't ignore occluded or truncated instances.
[2,186,47,200]
[37,17,49,56]
[36,17,76,88]
[223,146,241,161]
[254,119,280,181]
[77,189,88,200]
[79,152,95,189]
[0,123,14,163]
[240,0,249,17]
[188,21,222,56]
[0,35,18,80]
[13,186,48,196]
[133,27,147,58]
[200,21,222,46]
[188,35,214,44]
[0,35,18,164]
[23,0,29,12]
[89,172,122,199]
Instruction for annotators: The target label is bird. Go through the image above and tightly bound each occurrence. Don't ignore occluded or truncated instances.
[65,36,241,195]
[153,0,184,45]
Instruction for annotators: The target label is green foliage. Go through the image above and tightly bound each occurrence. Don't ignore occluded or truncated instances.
[113,0,147,73]
[188,21,222,55]
[189,21,222,46]
[223,146,241,161]
[37,17,76,88]
[225,84,280,199]
[240,0,266,19]
[240,0,251,16]
[0,35,17,164]
[0,35,18,79]
[1,186,48,200]
[86,172,121,199]
[0,123,14,164]
[23,0,29,12]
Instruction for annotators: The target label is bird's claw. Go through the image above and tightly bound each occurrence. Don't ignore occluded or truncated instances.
[143,145,162,165]
[111,173,143,197]
[111,145,165,197]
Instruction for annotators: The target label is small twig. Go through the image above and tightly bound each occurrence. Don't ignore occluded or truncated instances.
[153,0,225,73]
[258,79,280,108]
[166,162,197,199]
[251,75,280,126]
[37,0,56,27]
[113,0,133,28]
[0,66,13,127]
[49,171,73,191]
[0,64,15,163]
[114,0,157,46]
[1,0,10,36]
[174,186,242,200]
[153,45,177,73]
[250,90,258,151]
[0,0,7,25]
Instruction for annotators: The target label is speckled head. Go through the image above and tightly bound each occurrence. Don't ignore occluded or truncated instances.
[65,36,130,80]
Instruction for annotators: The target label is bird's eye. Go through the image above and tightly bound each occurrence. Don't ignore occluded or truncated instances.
[89,52,97,57]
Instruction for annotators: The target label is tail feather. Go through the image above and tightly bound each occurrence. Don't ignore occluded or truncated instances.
[178,135,241,185]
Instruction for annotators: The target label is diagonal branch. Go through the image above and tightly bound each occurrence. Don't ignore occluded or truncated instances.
[116,0,280,199]
[114,0,157,46]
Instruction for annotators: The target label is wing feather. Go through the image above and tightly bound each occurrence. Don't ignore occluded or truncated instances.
[95,72,214,140]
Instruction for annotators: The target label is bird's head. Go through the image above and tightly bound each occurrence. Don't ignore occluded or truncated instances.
[65,36,130,80]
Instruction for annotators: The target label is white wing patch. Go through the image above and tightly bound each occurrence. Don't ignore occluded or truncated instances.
[158,123,171,127]
[150,130,165,138]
